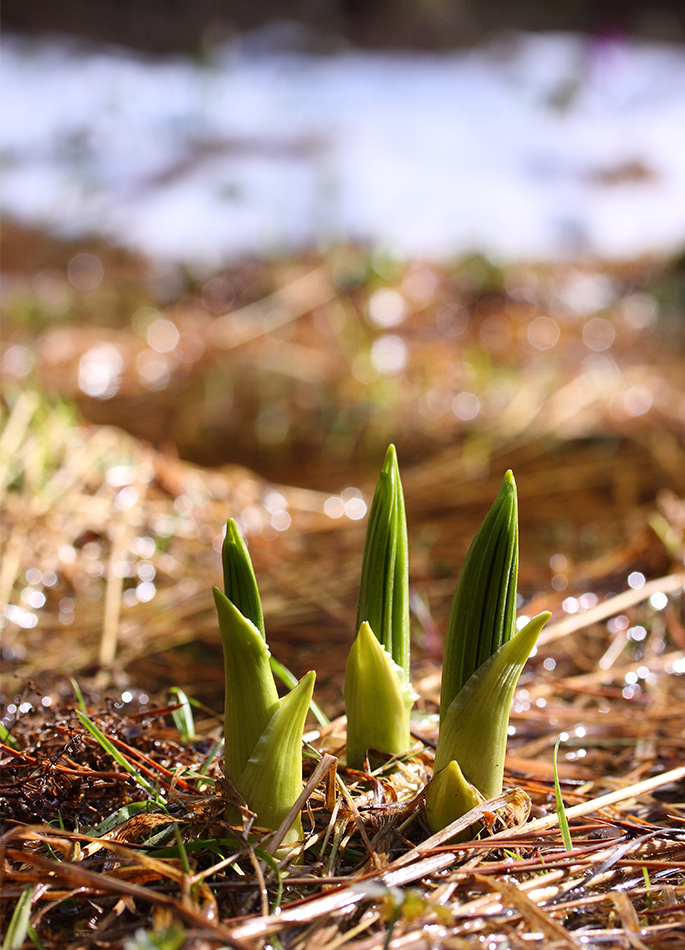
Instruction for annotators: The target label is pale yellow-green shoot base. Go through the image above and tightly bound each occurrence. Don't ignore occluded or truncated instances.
[425,760,483,842]
[344,621,415,769]
[227,670,316,852]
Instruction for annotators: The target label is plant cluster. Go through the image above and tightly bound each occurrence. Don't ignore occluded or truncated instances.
[215,445,549,848]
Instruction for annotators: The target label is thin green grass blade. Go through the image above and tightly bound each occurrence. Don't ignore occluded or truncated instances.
[440,471,519,721]
[553,736,573,851]
[222,519,265,637]
[75,710,166,808]
[642,866,653,910]
[88,800,154,837]
[69,676,87,713]
[173,823,191,875]
[168,687,195,742]
[27,924,45,950]
[258,850,284,912]
[3,885,35,950]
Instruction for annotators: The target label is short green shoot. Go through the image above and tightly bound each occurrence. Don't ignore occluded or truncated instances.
[355,444,410,674]
[427,612,550,834]
[216,524,317,846]
[345,621,416,767]
[553,736,573,851]
[222,518,265,636]
[427,472,547,836]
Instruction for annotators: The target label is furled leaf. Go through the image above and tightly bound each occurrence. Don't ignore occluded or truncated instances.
[356,444,410,674]
[222,519,265,637]
[427,612,550,832]
[213,587,279,784]
[237,670,316,847]
[440,470,519,722]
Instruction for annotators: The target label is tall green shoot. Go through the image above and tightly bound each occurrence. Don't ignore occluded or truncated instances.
[427,472,549,835]
[345,445,415,767]
[216,521,315,847]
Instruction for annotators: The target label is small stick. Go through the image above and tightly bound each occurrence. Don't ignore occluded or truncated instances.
[493,764,685,840]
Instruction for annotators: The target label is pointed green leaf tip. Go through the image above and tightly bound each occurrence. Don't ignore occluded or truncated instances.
[425,760,482,843]
[440,470,519,722]
[222,519,265,638]
[237,670,315,847]
[426,611,550,834]
[213,587,278,784]
[355,444,410,675]
[345,621,415,767]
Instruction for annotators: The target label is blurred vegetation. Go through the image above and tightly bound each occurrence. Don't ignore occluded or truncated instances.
[2,220,684,490]
[2,0,684,54]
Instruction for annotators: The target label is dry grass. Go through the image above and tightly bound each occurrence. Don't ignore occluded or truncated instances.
[2,236,685,948]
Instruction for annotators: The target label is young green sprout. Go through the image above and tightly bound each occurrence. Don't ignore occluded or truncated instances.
[345,444,415,767]
[215,519,315,848]
[426,472,550,836]
[440,470,519,722]
[426,612,550,836]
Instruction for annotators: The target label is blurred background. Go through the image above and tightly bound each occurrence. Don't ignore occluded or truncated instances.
[1,1,685,710]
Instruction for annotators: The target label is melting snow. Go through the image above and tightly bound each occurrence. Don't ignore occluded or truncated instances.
[2,30,685,266]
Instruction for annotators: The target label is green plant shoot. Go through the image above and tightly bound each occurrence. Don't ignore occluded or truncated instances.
[346,445,414,766]
[223,517,329,727]
[213,589,279,783]
[222,518,265,637]
[356,444,410,674]
[426,611,550,834]
[214,588,316,846]
[215,523,316,845]
[440,470,519,722]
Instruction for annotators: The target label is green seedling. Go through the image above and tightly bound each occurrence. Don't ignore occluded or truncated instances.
[222,519,265,636]
[427,472,548,835]
[223,518,328,727]
[216,521,316,848]
[355,444,410,674]
[0,720,19,750]
[440,470,519,722]
[345,445,415,766]
[426,612,550,834]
